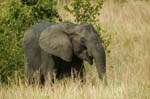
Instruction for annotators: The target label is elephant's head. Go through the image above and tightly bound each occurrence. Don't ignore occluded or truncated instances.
[39,22,106,82]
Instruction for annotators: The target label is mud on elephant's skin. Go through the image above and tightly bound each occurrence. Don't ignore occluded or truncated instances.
[23,20,107,85]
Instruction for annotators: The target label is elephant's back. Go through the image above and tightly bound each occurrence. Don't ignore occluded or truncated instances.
[24,20,52,47]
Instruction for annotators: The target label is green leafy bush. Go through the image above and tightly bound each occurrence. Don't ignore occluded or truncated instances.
[21,0,39,6]
[64,0,103,23]
[64,0,111,51]
[0,0,60,84]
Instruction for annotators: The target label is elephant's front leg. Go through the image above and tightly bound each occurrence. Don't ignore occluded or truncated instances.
[40,52,55,85]
[73,64,85,82]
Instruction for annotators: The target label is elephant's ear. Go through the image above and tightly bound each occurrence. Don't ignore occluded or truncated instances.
[39,26,72,62]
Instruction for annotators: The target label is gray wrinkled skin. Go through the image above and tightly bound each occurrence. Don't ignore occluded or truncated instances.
[23,20,106,85]
[24,20,52,84]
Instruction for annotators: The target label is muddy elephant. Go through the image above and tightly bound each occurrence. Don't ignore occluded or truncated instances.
[23,20,107,85]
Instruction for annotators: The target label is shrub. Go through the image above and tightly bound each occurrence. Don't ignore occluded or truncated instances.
[0,0,60,84]
[21,0,39,6]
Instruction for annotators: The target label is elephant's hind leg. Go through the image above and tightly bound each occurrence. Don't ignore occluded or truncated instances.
[40,52,55,85]
[25,62,34,85]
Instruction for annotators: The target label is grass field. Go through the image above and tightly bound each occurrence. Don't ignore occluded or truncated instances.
[0,0,150,99]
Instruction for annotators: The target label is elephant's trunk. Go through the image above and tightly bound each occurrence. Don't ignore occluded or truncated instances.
[92,43,107,84]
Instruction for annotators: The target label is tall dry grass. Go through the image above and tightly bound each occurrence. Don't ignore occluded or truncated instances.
[100,0,150,84]
[0,0,150,99]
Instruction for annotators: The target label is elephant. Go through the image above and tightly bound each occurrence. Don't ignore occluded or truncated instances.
[23,20,107,85]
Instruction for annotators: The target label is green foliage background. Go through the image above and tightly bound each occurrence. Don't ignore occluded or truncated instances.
[0,0,60,84]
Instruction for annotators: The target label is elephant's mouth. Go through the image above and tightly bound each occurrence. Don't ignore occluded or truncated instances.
[73,50,93,65]
[85,55,93,65]
[79,50,93,65]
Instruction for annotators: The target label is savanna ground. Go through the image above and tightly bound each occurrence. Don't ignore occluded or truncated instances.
[0,0,150,99]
